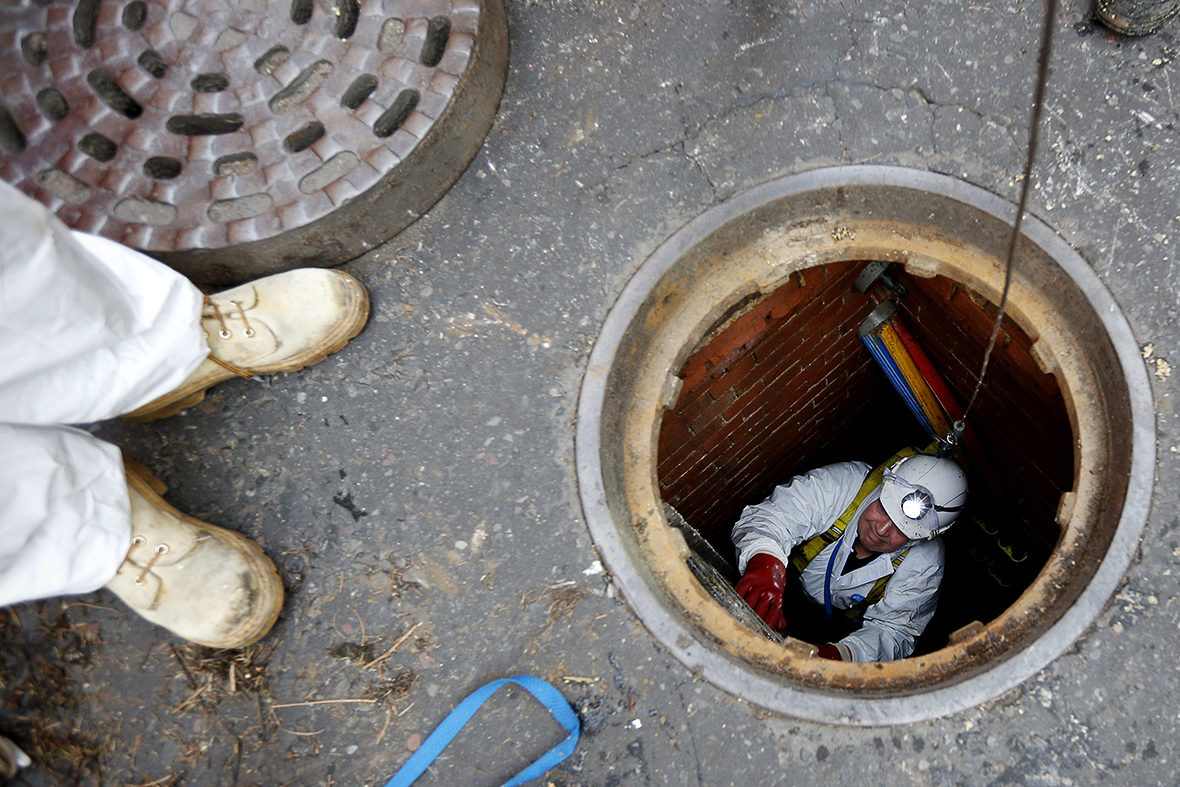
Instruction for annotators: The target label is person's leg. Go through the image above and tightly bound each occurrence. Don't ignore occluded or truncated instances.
[0,424,130,605]
[0,182,370,425]
[0,182,208,425]
[0,424,283,648]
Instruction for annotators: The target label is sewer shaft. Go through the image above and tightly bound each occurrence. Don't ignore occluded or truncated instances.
[576,166,1154,724]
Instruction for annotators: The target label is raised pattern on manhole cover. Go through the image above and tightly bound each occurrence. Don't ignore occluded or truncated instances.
[0,0,506,282]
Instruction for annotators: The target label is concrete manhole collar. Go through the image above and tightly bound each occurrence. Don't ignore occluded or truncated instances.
[0,0,508,284]
[575,166,1155,725]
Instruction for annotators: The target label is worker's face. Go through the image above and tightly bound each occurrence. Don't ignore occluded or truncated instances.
[856,500,911,553]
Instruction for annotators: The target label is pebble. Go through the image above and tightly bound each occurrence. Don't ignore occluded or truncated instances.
[407,733,422,751]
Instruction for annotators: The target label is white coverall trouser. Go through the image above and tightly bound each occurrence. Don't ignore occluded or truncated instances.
[0,182,209,608]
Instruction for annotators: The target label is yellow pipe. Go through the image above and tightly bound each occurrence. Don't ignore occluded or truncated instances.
[877,320,954,438]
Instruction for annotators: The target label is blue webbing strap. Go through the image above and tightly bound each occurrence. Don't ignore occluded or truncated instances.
[381,675,581,787]
[823,541,841,620]
[861,333,936,438]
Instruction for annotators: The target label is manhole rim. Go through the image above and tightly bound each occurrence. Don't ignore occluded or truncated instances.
[575,164,1155,725]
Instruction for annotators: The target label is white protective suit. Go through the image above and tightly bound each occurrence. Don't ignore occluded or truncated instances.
[732,461,945,662]
[0,181,208,608]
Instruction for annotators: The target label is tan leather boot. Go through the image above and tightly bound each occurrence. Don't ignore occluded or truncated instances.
[123,268,369,421]
[106,462,283,649]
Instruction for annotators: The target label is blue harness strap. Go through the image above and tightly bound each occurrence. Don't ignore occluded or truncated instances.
[381,675,581,787]
[823,540,841,619]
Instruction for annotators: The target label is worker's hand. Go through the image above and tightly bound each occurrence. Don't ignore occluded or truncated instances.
[816,644,842,661]
[735,553,788,631]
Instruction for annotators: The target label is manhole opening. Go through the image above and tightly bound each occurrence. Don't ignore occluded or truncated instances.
[657,261,1073,656]
[576,167,1154,724]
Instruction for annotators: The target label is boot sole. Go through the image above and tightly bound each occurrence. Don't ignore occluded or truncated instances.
[1095,1,1180,34]
[123,462,285,649]
[122,270,371,422]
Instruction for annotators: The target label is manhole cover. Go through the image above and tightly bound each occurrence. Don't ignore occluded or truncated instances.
[0,0,507,284]
[576,166,1154,724]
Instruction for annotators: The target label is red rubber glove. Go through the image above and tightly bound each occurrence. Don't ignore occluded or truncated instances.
[735,553,788,631]
[817,644,842,661]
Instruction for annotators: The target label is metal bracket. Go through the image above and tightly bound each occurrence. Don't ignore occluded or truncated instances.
[853,260,910,298]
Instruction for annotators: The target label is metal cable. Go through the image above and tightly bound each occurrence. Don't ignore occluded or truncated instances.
[958,0,1060,430]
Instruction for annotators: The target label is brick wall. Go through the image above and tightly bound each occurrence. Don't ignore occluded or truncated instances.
[893,272,1072,556]
[657,262,1072,563]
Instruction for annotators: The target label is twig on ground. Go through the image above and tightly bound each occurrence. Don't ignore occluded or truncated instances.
[364,622,421,670]
[267,710,327,737]
[271,698,377,709]
[374,707,393,746]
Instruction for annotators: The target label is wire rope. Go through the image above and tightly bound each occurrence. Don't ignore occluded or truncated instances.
[957,0,1060,436]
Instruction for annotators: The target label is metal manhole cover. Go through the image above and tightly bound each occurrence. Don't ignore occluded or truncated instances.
[0,0,507,284]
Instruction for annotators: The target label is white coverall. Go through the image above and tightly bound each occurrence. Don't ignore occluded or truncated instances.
[0,181,208,608]
[732,461,945,662]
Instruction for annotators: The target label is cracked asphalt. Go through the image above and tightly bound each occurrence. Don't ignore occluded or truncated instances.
[5,0,1180,784]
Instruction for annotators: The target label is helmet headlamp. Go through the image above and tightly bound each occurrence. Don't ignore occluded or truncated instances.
[879,454,969,540]
[883,469,965,533]
[900,491,931,520]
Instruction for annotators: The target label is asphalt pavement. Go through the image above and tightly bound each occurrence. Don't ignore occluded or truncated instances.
[6,0,1180,784]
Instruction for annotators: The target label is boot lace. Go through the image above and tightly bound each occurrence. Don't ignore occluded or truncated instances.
[126,536,171,585]
[205,296,232,340]
[202,296,255,379]
[232,300,255,338]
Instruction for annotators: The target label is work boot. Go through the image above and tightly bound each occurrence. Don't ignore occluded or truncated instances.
[1095,0,1180,34]
[0,736,30,779]
[123,268,369,421]
[105,461,283,649]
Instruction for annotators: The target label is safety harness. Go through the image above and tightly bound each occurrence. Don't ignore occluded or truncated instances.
[787,446,925,625]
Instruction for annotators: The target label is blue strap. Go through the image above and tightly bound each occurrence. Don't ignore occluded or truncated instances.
[861,333,937,438]
[823,541,841,620]
[381,675,581,787]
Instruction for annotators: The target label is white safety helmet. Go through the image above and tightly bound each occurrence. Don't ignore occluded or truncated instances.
[879,455,968,540]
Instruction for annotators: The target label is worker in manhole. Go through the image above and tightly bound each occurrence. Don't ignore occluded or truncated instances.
[0,183,369,694]
[732,450,968,662]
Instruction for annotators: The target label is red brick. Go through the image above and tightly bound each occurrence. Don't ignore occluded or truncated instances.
[698,337,758,384]
[666,267,1072,549]
[658,413,691,450]
[657,440,703,478]
[739,393,799,440]
[737,376,805,429]
[687,389,735,433]
[760,340,832,394]
[707,351,759,399]
[676,388,713,425]
[680,357,710,396]
[659,451,706,485]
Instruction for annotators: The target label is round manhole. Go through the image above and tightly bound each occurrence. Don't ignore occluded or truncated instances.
[0,0,507,284]
[576,166,1154,725]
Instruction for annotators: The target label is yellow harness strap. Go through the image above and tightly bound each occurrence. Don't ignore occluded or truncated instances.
[787,446,928,621]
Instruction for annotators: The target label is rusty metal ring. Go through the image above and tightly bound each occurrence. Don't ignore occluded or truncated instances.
[576,165,1154,724]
